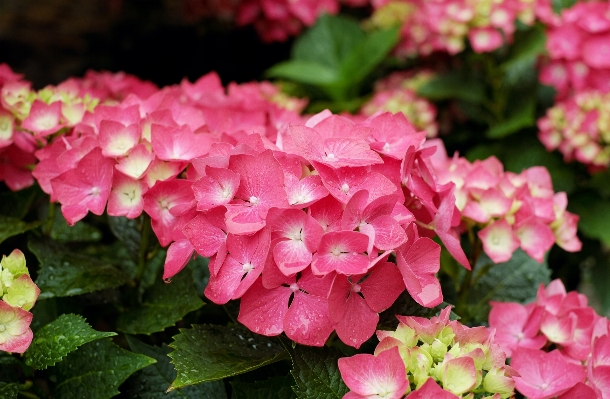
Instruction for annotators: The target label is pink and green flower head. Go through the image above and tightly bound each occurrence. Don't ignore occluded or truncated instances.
[0,300,33,354]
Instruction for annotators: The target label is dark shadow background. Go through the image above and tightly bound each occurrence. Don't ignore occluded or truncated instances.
[0,0,292,88]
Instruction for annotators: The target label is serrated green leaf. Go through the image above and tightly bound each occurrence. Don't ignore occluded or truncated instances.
[292,14,364,70]
[0,215,41,245]
[49,211,102,243]
[267,61,340,86]
[486,97,535,138]
[29,237,131,299]
[232,375,297,399]
[53,338,155,399]
[168,324,287,390]
[464,249,551,323]
[417,73,487,104]
[569,192,610,246]
[25,313,116,370]
[125,336,227,399]
[285,344,348,399]
[0,382,18,398]
[117,271,204,335]
[340,26,399,85]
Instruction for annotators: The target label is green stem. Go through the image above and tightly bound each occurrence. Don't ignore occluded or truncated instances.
[135,214,152,282]
[43,202,56,236]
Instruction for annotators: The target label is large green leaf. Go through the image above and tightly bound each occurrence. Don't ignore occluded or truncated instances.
[417,72,487,104]
[49,211,102,243]
[464,249,551,323]
[232,375,297,399]
[29,237,131,299]
[53,338,155,399]
[500,26,546,87]
[340,26,399,86]
[286,344,348,399]
[125,336,227,399]
[107,216,142,261]
[25,313,116,370]
[266,61,340,86]
[168,324,287,390]
[292,14,364,69]
[569,192,610,246]
[117,271,205,335]
[0,215,41,245]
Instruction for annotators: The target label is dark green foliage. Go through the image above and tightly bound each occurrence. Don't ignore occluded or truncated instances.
[53,338,155,399]
[168,324,287,390]
[125,336,227,399]
[25,313,116,370]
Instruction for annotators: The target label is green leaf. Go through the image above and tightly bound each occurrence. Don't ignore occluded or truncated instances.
[486,96,535,138]
[29,237,131,299]
[0,185,39,218]
[292,14,364,69]
[117,271,205,335]
[232,375,297,399]
[464,249,551,323]
[569,192,610,246]
[125,336,227,399]
[552,0,576,14]
[267,61,340,86]
[49,211,102,243]
[25,313,116,370]
[107,215,149,262]
[340,26,400,86]
[53,338,155,399]
[0,382,18,398]
[417,72,487,104]
[500,26,546,87]
[168,324,287,390]
[0,215,41,245]
[286,344,348,399]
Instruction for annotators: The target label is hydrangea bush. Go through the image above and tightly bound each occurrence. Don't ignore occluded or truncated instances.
[2,0,610,398]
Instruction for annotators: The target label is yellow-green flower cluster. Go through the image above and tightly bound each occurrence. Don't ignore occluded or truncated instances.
[375,306,516,398]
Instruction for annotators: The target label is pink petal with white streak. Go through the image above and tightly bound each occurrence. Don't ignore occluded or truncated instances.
[21,100,63,136]
[115,143,154,179]
[99,120,140,157]
[107,172,148,218]
[192,166,240,211]
[311,231,369,276]
[478,219,520,264]
[151,124,212,161]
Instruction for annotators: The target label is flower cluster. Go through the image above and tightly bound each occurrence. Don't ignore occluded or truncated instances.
[359,70,438,138]
[181,109,472,349]
[338,306,516,399]
[235,0,340,42]
[538,90,610,172]
[0,63,157,191]
[538,1,610,100]
[368,0,536,56]
[0,249,40,354]
[490,279,610,398]
[426,139,581,264]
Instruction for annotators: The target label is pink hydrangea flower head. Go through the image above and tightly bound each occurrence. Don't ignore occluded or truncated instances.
[0,300,33,354]
[511,348,585,399]
[339,346,409,399]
